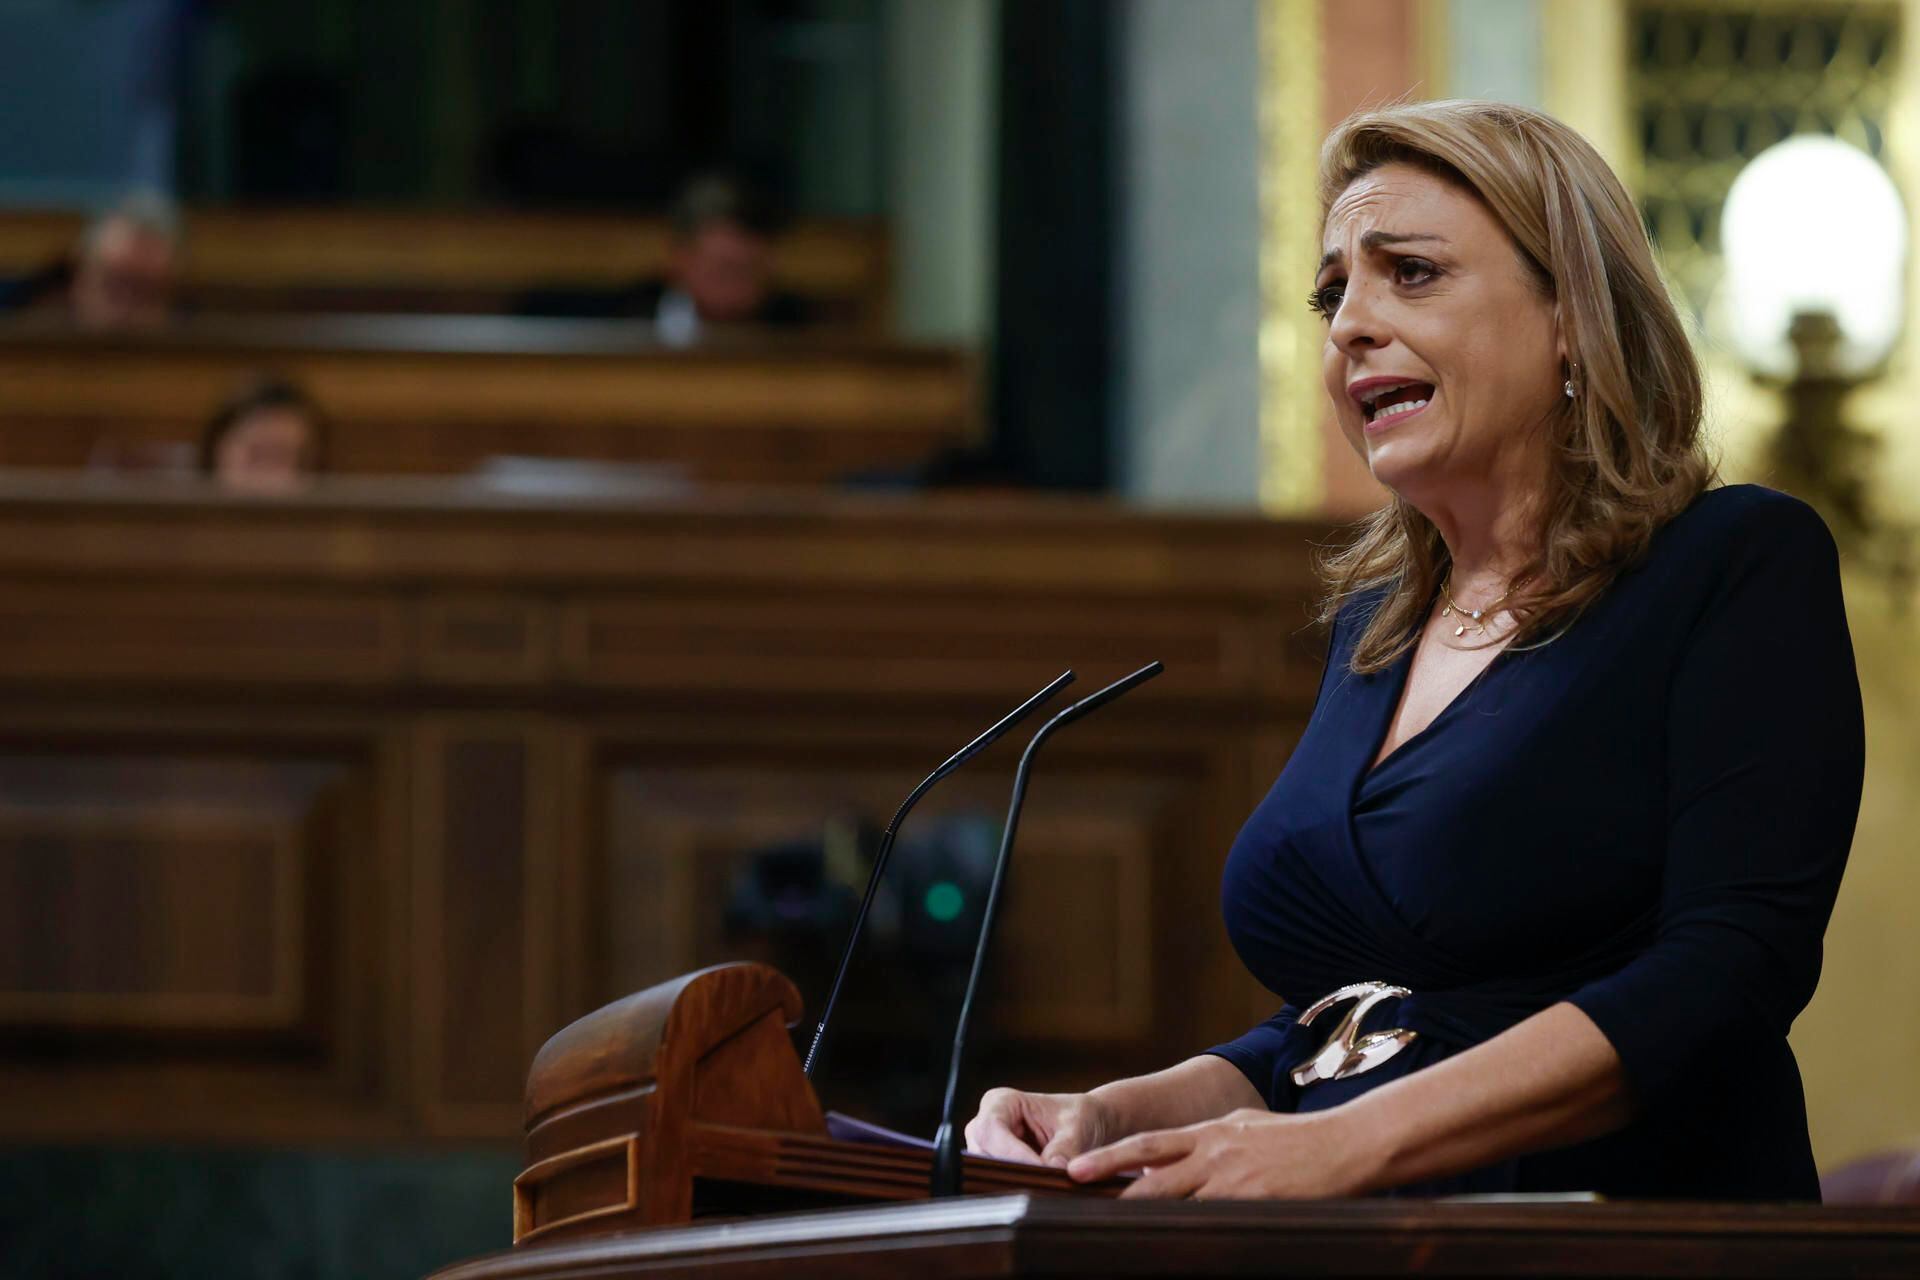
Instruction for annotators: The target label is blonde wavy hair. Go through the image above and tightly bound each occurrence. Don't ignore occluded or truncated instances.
[1316,100,1714,672]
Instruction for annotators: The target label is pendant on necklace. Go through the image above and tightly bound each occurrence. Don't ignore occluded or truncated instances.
[1454,625,1467,637]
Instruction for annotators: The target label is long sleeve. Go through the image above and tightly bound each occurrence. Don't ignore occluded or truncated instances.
[1566,494,1864,1107]
[1207,1005,1303,1111]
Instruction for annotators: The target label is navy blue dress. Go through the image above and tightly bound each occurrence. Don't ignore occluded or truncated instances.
[1208,485,1864,1200]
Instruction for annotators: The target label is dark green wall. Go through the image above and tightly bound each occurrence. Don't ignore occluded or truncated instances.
[174,0,883,212]
[0,1146,519,1280]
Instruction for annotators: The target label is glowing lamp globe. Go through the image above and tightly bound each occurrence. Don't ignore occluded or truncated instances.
[1720,136,1907,378]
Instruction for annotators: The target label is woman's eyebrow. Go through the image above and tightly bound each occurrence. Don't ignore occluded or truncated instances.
[1317,231,1449,272]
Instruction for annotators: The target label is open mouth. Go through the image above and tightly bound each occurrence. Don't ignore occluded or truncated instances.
[1361,381,1436,426]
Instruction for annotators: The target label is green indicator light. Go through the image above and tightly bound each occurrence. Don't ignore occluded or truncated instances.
[923,881,965,923]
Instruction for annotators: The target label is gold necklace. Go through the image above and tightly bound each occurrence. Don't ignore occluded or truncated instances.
[1439,576,1516,638]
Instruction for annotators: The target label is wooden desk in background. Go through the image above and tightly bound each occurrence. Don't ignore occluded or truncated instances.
[0,475,1326,1147]
[0,208,890,325]
[0,317,978,484]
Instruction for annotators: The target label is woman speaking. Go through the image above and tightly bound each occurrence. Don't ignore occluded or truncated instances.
[964,100,1864,1201]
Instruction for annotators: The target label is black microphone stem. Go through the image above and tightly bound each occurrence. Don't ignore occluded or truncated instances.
[929,661,1164,1197]
[802,669,1076,1083]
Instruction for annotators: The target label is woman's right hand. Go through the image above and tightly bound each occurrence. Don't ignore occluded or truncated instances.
[963,1087,1116,1167]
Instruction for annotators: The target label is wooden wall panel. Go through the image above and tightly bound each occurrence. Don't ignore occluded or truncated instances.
[0,811,299,1032]
[595,725,1228,1088]
[418,594,553,686]
[0,482,1325,1142]
[413,721,561,1137]
[0,734,400,1141]
[0,585,404,686]
[562,596,1254,699]
[989,800,1155,1042]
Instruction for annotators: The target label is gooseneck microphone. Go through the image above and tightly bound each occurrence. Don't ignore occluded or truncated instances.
[802,670,1077,1083]
[929,661,1165,1197]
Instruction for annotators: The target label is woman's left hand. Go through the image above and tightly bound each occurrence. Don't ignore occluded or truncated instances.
[1065,1107,1381,1200]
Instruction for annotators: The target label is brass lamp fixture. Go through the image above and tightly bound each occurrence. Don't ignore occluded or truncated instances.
[1768,310,1878,538]
[1721,137,1917,601]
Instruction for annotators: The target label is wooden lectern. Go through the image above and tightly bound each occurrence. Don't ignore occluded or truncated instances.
[510,962,1111,1245]
[468,1193,1920,1280]
[430,961,1920,1279]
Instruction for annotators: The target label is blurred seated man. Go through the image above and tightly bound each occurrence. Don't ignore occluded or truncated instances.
[69,191,181,330]
[517,174,811,343]
[199,375,326,494]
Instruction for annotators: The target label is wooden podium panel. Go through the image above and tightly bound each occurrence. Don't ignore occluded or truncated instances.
[434,1195,1920,1279]
[512,963,1123,1243]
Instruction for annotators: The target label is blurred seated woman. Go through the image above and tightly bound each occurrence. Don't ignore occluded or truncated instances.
[964,100,1863,1201]
[200,375,327,493]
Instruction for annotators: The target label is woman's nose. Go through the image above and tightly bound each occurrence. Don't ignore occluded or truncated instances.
[1328,281,1391,354]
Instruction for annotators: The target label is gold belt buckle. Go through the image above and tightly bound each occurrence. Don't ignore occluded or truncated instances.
[1288,980,1417,1087]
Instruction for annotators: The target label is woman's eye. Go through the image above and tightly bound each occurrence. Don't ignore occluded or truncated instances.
[1309,260,1437,319]
[1307,283,1344,319]
[1393,257,1437,285]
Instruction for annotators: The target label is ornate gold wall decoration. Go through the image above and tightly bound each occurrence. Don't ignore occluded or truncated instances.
[1543,2,1639,176]
[1549,1,1916,505]
[1630,3,1900,326]
[1256,0,1327,515]
[1417,0,1454,101]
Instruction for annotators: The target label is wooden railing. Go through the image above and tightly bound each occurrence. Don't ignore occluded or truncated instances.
[0,208,890,325]
[0,316,977,484]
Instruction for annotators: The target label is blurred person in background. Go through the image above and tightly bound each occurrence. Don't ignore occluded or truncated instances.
[0,192,180,327]
[652,173,811,343]
[199,374,326,493]
[69,190,181,330]
[517,173,812,343]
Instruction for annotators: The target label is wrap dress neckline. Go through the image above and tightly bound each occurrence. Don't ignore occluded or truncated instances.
[1356,613,1515,795]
